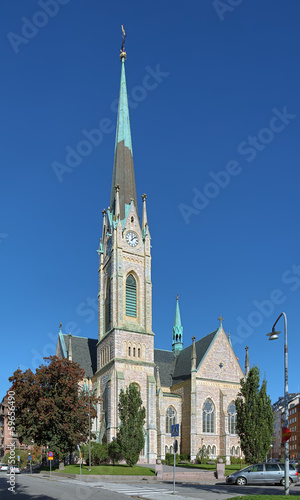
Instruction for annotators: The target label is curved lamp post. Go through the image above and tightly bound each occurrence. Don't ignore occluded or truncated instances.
[86,377,92,472]
[267,312,289,495]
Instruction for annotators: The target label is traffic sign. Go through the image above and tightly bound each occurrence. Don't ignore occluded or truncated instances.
[174,439,178,453]
[171,424,179,437]
[48,457,53,461]
[48,451,54,457]
[282,427,292,443]
[28,455,32,461]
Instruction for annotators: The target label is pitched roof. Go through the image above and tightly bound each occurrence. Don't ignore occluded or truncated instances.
[171,330,218,384]
[62,334,97,378]
[154,349,176,387]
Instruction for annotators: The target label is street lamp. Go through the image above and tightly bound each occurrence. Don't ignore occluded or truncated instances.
[267,312,289,495]
[87,377,91,472]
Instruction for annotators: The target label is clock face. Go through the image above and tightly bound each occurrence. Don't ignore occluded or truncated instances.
[126,231,138,247]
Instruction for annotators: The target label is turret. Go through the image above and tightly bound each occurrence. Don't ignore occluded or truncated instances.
[172,295,183,354]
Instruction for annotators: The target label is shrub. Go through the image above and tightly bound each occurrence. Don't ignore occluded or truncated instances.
[179,454,190,461]
[82,442,108,466]
[108,439,123,465]
[230,456,246,465]
[165,453,180,465]
[3,449,29,468]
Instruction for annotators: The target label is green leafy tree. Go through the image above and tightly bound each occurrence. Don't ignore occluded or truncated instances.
[8,356,98,465]
[235,366,273,463]
[117,383,145,466]
[81,442,108,465]
[196,445,209,464]
[108,439,123,465]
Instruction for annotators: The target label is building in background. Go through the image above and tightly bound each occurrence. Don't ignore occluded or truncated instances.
[0,395,29,459]
[272,393,300,460]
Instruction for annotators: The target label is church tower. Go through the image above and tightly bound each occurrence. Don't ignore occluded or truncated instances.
[96,33,157,462]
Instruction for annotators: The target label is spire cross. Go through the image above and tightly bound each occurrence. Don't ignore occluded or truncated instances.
[102,209,107,217]
[59,322,62,330]
[218,315,224,323]
[176,294,179,300]
[142,193,147,201]
[245,346,249,351]
[192,336,196,342]
[115,184,120,192]
[120,25,127,60]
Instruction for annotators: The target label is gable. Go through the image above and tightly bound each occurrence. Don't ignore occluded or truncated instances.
[197,327,244,383]
[171,330,217,384]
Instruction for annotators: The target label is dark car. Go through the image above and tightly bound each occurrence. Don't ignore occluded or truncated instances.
[226,462,299,486]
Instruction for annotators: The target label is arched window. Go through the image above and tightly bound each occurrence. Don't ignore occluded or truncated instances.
[228,401,237,434]
[231,446,235,455]
[202,399,215,433]
[236,446,240,456]
[166,405,176,434]
[212,445,216,456]
[165,445,168,455]
[207,445,211,455]
[105,279,111,332]
[126,274,137,317]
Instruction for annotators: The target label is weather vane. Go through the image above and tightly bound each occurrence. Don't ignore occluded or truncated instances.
[120,25,127,60]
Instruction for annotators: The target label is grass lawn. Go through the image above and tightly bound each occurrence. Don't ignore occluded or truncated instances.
[226,497,300,499]
[51,464,156,475]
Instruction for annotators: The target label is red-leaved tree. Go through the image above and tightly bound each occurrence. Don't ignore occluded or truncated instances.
[9,356,98,462]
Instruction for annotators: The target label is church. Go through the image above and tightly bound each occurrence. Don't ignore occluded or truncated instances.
[56,38,248,464]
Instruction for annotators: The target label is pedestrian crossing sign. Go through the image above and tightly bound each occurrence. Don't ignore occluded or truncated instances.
[171,424,179,437]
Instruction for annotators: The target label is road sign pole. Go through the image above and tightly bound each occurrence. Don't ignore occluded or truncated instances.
[173,441,176,495]
[50,459,51,479]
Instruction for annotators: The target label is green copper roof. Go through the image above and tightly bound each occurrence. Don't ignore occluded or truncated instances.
[110,57,138,219]
[172,297,183,354]
[174,297,182,328]
[114,58,132,154]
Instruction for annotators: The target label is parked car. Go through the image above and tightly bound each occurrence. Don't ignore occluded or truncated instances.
[226,462,299,486]
[0,464,9,471]
[7,466,21,474]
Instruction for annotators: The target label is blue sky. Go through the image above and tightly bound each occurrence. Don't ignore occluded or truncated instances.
[1,0,299,404]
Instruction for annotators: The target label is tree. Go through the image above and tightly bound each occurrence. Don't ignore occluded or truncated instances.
[108,439,123,465]
[81,442,108,465]
[117,383,145,466]
[235,366,274,463]
[8,356,98,465]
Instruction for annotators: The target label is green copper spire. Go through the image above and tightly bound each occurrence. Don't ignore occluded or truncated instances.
[110,30,138,220]
[172,295,183,354]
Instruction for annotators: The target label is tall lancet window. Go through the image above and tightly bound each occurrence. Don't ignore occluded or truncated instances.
[105,278,111,332]
[228,401,237,434]
[203,399,215,433]
[126,274,137,317]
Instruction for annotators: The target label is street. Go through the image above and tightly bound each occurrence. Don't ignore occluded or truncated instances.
[1,472,300,499]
